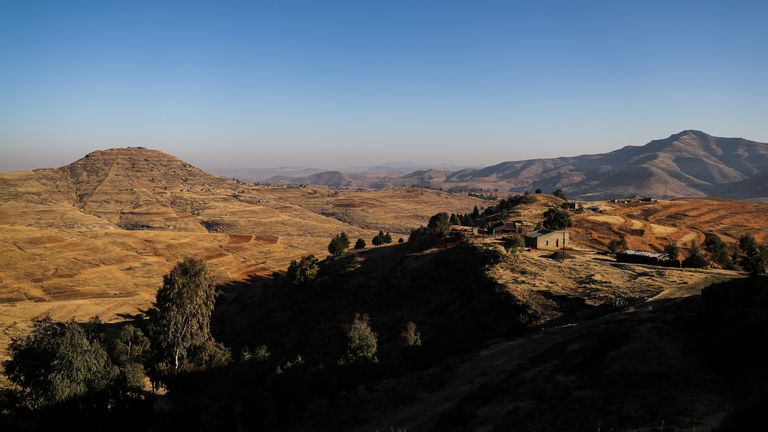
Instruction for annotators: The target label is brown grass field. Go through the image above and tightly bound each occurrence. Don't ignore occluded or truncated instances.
[570,198,768,252]
[1,148,767,385]
[0,150,488,363]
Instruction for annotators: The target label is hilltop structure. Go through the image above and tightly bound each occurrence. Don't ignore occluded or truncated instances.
[524,229,569,250]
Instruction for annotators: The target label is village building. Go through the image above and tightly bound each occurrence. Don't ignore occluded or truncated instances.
[561,201,583,210]
[524,229,569,250]
[488,220,533,236]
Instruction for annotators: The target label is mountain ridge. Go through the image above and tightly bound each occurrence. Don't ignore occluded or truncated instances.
[265,130,768,199]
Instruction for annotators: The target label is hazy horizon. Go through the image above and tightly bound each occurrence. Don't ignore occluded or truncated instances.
[2,1,767,172]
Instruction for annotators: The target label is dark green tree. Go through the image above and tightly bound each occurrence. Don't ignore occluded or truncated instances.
[665,243,680,262]
[703,233,730,268]
[110,324,151,390]
[354,238,366,249]
[553,189,567,200]
[286,255,320,285]
[372,230,386,246]
[398,237,404,244]
[328,232,350,256]
[449,214,461,225]
[383,232,393,244]
[152,258,228,373]
[542,208,572,230]
[535,188,542,194]
[739,234,768,275]
[427,212,451,236]
[471,206,481,219]
[3,316,117,408]
[682,241,709,268]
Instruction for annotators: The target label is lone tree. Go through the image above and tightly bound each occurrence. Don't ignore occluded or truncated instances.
[382,232,393,244]
[738,234,768,275]
[4,316,117,408]
[354,238,366,249]
[152,258,227,373]
[608,237,628,255]
[338,313,378,366]
[328,232,350,256]
[665,243,681,264]
[286,255,320,285]
[553,189,567,200]
[542,208,572,230]
[703,233,730,268]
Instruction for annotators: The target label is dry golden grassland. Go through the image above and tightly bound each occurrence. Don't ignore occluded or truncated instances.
[0,150,487,362]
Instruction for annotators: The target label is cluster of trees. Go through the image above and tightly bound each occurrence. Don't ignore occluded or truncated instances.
[328,231,395,256]
[448,195,540,229]
[670,234,767,273]
[286,254,320,285]
[612,232,767,275]
[542,208,572,230]
[3,258,230,409]
[371,230,392,246]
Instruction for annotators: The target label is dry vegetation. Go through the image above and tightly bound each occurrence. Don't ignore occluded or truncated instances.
[0,148,485,362]
[570,198,768,252]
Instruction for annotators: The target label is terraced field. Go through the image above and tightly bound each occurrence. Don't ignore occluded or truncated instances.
[570,198,768,252]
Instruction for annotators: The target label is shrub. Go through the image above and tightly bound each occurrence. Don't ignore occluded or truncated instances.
[608,237,628,255]
[503,235,525,258]
[400,321,422,347]
[354,238,366,249]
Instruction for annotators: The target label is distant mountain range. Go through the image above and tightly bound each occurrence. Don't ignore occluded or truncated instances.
[263,130,768,199]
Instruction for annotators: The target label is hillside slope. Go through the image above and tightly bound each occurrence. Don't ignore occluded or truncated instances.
[0,147,485,363]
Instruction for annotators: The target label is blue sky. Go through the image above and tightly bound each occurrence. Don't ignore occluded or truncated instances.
[1,0,767,171]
